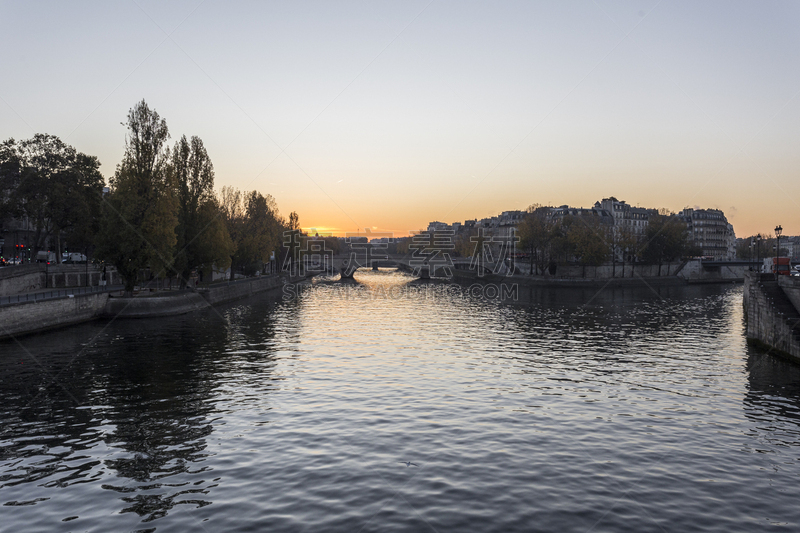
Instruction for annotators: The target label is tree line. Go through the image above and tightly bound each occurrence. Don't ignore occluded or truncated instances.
[0,100,297,292]
[394,207,693,277]
[515,205,694,277]
[735,234,789,260]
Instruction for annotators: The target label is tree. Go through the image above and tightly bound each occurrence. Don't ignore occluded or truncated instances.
[641,215,688,276]
[244,190,284,272]
[193,197,233,280]
[518,204,554,275]
[96,100,177,293]
[567,216,608,278]
[220,186,283,279]
[0,139,22,221]
[170,135,228,287]
[283,211,301,273]
[616,225,639,278]
[49,151,105,258]
[549,216,575,273]
[0,135,104,261]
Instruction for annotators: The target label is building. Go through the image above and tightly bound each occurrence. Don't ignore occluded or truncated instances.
[594,197,651,240]
[434,197,739,263]
[677,208,736,260]
[549,204,615,226]
[426,221,450,233]
[1,216,39,264]
[778,236,799,261]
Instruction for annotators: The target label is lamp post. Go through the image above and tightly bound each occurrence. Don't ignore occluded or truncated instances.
[775,225,783,279]
[755,234,761,272]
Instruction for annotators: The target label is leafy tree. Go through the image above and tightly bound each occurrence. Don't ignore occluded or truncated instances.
[686,244,704,258]
[0,139,22,219]
[641,215,688,276]
[193,197,233,281]
[0,135,104,260]
[96,100,177,293]
[288,211,299,231]
[567,216,608,277]
[50,151,105,258]
[220,186,283,279]
[283,211,301,273]
[396,237,411,255]
[518,204,553,275]
[550,215,576,267]
[616,224,639,278]
[170,135,231,287]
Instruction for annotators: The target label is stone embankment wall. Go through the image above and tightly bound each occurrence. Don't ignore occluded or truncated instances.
[744,273,800,362]
[456,259,747,285]
[199,275,286,305]
[779,276,800,314]
[101,275,288,318]
[677,260,749,283]
[0,292,110,339]
[0,274,292,340]
[521,261,685,279]
[103,292,210,318]
[0,265,122,297]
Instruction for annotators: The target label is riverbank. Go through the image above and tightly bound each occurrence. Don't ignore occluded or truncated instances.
[0,273,301,340]
[0,263,123,297]
[103,274,293,318]
[481,273,688,288]
[449,258,750,286]
[743,272,800,363]
[452,271,734,288]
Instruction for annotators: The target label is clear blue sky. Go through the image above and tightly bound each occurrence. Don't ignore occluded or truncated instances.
[1,1,798,236]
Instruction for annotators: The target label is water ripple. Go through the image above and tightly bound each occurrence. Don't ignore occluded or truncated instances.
[0,272,798,531]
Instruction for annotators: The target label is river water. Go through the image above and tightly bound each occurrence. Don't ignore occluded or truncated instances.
[1,270,799,532]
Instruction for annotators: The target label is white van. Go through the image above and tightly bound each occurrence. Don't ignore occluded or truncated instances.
[63,253,87,263]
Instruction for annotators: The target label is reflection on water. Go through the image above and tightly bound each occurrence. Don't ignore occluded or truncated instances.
[1,270,799,532]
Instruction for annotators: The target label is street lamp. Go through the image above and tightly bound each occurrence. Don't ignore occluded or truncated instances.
[754,234,762,272]
[775,225,783,279]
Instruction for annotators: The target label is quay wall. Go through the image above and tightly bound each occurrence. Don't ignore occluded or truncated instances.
[677,261,749,283]
[451,259,744,286]
[525,262,685,279]
[0,265,122,297]
[103,292,209,318]
[103,274,292,319]
[0,292,109,340]
[0,274,293,340]
[199,275,286,305]
[744,273,800,362]
[779,276,800,314]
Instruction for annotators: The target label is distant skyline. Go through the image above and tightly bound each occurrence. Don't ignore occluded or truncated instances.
[1,1,798,237]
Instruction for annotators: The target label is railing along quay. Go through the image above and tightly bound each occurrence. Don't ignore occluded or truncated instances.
[0,285,124,307]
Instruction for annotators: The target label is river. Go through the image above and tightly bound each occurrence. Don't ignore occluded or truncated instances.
[1,270,799,532]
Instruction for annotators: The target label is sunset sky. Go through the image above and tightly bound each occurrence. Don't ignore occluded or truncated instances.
[1,1,798,237]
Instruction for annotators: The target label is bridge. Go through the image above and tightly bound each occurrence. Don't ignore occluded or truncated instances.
[302,253,518,279]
